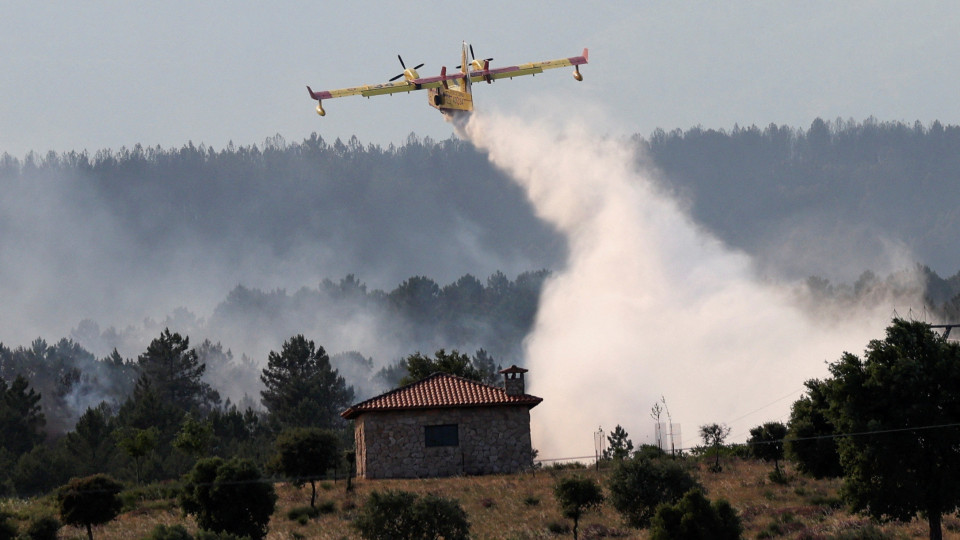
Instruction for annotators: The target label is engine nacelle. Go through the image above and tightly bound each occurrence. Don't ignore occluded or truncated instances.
[316,102,326,116]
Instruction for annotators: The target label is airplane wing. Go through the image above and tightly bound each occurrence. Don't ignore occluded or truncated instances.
[308,80,442,101]
[467,48,589,83]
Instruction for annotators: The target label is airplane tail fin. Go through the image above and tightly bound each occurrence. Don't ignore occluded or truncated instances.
[460,42,471,93]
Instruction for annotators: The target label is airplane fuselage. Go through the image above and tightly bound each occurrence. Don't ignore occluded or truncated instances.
[427,87,473,117]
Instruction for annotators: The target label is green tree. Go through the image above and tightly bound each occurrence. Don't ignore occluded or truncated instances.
[748,421,787,475]
[352,490,470,540]
[389,276,441,327]
[649,489,742,540]
[398,349,484,386]
[607,456,701,528]
[13,444,74,497]
[603,425,634,460]
[785,379,843,478]
[137,329,219,413]
[699,423,731,472]
[553,476,604,540]
[173,413,214,459]
[823,319,960,540]
[56,474,124,540]
[269,427,339,508]
[260,335,354,429]
[179,457,276,540]
[0,375,45,456]
[116,427,158,484]
[64,403,117,476]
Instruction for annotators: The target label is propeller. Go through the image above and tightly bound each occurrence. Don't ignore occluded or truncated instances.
[389,55,425,82]
[456,45,493,69]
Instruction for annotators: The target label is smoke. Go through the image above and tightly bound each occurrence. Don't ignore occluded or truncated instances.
[463,111,924,459]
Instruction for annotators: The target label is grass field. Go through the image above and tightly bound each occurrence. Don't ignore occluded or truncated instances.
[2,458,955,539]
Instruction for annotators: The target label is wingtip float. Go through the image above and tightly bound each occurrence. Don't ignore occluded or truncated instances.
[307,43,588,119]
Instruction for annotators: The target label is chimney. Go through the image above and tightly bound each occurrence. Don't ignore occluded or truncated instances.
[499,365,528,396]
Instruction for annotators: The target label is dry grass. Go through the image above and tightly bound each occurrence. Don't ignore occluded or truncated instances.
[3,458,958,539]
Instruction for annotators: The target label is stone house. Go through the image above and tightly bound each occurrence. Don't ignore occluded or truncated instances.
[341,366,542,479]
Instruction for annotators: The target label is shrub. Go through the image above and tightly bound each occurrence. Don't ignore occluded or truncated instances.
[0,511,17,540]
[649,489,742,540]
[317,500,336,514]
[607,456,701,528]
[829,523,900,540]
[179,457,276,540]
[57,474,124,540]
[768,468,790,485]
[194,531,250,540]
[634,444,666,460]
[553,476,604,540]
[353,490,469,540]
[286,506,319,522]
[144,524,194,540]
[24,515,61,540]
[121,482,182,510]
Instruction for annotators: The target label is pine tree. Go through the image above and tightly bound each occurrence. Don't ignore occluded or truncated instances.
[260,335,354,430]
[136,329,218,413]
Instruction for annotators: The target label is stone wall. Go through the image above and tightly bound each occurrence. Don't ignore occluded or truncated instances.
[354,406,534,479]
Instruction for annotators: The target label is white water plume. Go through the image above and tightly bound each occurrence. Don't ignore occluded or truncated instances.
[464,111,919,460]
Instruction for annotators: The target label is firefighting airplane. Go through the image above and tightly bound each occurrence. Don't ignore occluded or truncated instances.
[306,43,588,118]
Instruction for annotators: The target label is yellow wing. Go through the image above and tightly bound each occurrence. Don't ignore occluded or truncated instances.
[308,79,445,101]
[467,48,589,83]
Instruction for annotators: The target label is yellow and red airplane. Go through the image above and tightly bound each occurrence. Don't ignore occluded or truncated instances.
[307,43,588,118]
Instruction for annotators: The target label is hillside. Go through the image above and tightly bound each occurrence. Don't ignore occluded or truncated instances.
[2,118,960,358]
[0,458,944,539]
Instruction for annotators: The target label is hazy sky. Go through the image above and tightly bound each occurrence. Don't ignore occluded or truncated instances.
[3,2,959,157]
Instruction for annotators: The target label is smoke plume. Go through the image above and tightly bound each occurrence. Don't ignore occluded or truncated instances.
[464,112,922,460]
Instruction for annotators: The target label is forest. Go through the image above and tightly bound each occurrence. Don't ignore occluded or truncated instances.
[2,117,960,502]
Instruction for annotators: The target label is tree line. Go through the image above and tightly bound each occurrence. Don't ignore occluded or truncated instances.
[3,118,960,316]
[0,319,508,499]
[643,118,960,275]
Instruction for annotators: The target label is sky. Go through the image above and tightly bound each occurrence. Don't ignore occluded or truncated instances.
[3,2,960,157]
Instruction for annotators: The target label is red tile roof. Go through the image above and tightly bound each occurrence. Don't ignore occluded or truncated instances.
[341,373,543,419]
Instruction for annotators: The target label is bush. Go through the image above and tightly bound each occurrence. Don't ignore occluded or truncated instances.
[144,524,194,540]
[57,474,125,540]
[353,490,469,540]
[553,476,604,540]
[634,444,666,460]
[0,511,17,540]
[649,489,742,540]
[768,468,790,485]
[194,531,250,540]
[829,523,900,540]
[179,457,276,540]
[286,505,319,521]
[120,482,182,510]
[607,456,701,528]
[24,515,61,540]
